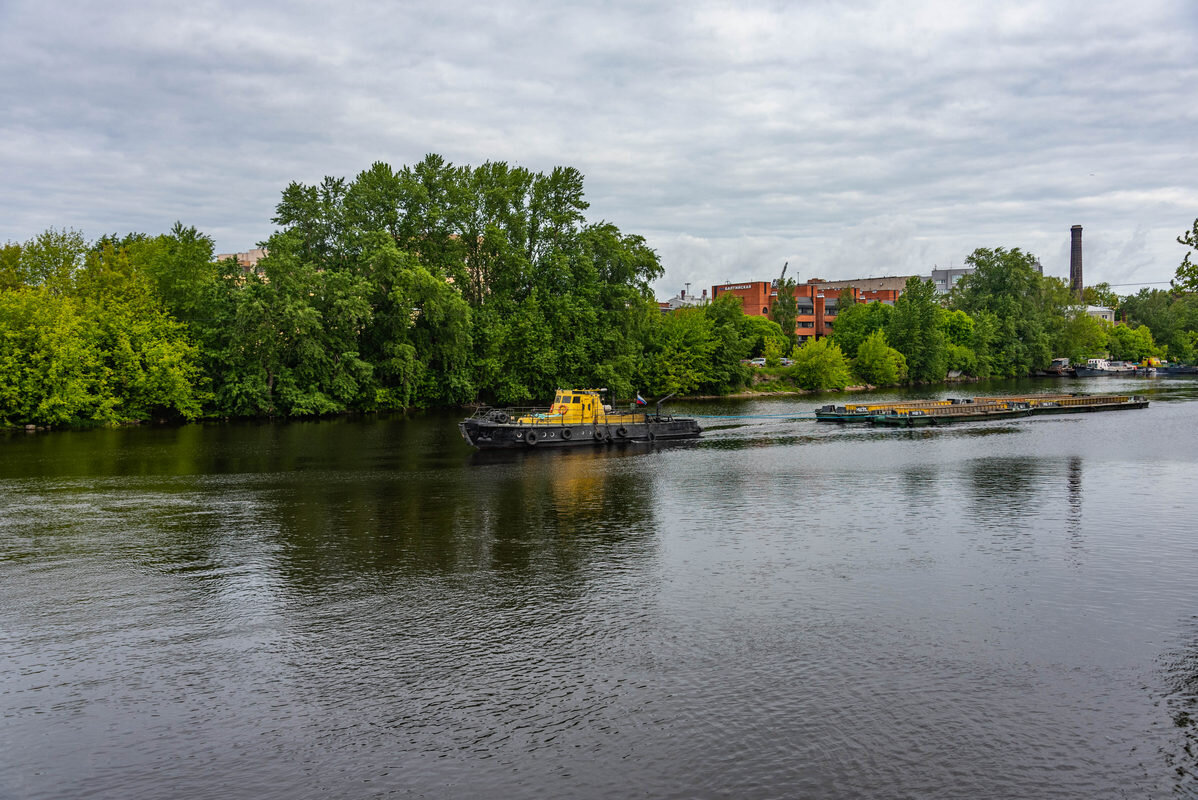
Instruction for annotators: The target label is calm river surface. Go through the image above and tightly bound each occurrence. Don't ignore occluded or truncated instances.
[4,378,1198,799]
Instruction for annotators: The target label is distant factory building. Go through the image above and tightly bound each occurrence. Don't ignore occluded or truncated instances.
[214,247,268,272]
[930,266,974,294]
[660,285,709,312]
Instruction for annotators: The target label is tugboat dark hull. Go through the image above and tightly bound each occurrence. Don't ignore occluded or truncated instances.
[459,417,702,449]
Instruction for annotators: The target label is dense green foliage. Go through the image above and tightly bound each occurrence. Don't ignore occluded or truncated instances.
[787,337,852,390]
[1175,218,1198,292]
[2,156,775,425]
[2,164,1194,426]
[829,300,892,359]
[888,277,948,382]
[949,248,1065,377]
[1119,289,1198,363]
[768,268,798,354]
[852,329,907,386]
[0,235,203,426]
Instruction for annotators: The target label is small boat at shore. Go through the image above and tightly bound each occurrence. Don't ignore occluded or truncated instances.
[1038,357,1075,377]
[1073,358,1155,377]
[459,389,702,449]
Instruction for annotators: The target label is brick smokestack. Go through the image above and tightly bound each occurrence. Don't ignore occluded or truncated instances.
[1070,225,1083,301]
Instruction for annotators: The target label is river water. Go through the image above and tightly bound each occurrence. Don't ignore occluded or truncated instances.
[3,378,1198,799]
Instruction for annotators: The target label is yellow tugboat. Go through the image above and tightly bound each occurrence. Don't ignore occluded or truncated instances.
[459,389,702,449]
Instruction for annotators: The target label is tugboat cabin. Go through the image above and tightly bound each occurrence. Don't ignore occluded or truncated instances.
[518,389,645,426]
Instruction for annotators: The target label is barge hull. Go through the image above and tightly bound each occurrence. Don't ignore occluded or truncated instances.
[460,419,702,449]
[871,408,1032,427]
[870,397,1147,427]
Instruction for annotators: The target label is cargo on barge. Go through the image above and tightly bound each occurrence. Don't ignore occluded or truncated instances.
[867,394,1148,427]
[459,389,702,449]
[815,398,955,422]
[817,394,1099,423]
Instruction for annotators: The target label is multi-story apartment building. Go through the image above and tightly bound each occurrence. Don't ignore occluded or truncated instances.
[711,277,907,342]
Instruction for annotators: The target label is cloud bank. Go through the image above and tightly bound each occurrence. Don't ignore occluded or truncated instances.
[2,0,1195,296]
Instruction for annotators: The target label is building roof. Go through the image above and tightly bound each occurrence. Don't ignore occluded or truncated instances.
[805,276,918,292]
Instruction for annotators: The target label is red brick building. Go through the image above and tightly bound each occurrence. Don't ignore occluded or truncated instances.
[711,277,909,342]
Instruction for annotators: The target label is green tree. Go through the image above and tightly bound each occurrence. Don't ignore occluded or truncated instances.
[936,308,978,375]
[1175,218,1198,292]
[0,234,203,426]
[1082,282,1119,309]
[1119,288,1198,361]
[702,293,754,393]
[737,312,788,358]
[764,336,784,367]
[0,242,21,290]
[888,276,946,382]
[951,247,1063,376]
[788,337,852,390]
[1107,323,1161,362]
[639,307,717,396]
[829,300,892,359]
[852,329,907,386]
[135,223,218,324]
[768,264,797,354]
[15,228,87,290]
[1057,312,1110,364]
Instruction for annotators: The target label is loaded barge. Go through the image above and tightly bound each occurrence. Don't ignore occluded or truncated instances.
[460,389,702,449]
[818,394,1147,426]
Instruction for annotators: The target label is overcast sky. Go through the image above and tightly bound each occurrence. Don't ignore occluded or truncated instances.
[2,0,1195,297]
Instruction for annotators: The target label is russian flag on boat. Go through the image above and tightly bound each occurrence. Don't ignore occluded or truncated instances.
[635,394,646,406]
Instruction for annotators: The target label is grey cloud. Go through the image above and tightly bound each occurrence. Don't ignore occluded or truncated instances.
[1,0,1194,299]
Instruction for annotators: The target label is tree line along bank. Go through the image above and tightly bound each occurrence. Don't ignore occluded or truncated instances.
[2,155,1196,427]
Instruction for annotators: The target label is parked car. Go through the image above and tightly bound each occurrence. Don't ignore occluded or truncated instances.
[748,357,766,366]
[780,358,794,366]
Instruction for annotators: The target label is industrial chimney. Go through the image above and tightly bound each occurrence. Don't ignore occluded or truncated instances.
[1070,225,1083,301]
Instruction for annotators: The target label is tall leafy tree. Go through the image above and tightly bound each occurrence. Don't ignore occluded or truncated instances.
[788,337,852,390]
[1174,218,1198,292]
[1057,311,1111,364]
[1,242,23,290]
[0,232,203,426]
[852,329,907,386]
[951,247,1063,376]
[15,228,87,291]
[888,276,946,382]
[768,264,797,353]
[638,308,717,396]
[830,300,892,359]
[1083,282,1120,310]
[1107,323,1162,362]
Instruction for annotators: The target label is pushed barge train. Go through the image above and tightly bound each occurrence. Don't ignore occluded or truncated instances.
[816,394,1148,427]
[460,389,702,449]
